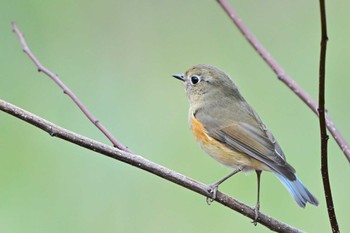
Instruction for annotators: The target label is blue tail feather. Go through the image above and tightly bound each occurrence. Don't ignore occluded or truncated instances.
[275,173,318,207]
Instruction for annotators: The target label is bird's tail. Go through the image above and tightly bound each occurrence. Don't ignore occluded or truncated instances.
[275,173,319,207]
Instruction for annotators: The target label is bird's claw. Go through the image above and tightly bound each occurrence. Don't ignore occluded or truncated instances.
[206,184,219,205]
[251,203,260,226]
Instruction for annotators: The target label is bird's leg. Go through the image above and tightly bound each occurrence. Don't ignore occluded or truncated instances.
[206,168,241,204]
[252,170,262,225]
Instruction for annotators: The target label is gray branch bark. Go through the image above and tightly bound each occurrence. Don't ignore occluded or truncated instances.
[0,99,303,233]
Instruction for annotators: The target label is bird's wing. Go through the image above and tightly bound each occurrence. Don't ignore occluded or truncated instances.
[195,112,296,180]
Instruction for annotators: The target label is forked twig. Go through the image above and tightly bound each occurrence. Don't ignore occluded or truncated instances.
[11,22,131,153]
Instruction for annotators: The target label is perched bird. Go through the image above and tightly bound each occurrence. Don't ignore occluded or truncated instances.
[172,64,318,224]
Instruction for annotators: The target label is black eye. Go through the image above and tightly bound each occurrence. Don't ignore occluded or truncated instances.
[190,76,200,85]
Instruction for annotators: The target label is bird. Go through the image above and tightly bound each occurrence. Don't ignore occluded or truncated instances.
[172,64,318,224]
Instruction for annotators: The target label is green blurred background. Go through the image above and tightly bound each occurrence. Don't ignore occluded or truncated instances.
[1,1,349,232]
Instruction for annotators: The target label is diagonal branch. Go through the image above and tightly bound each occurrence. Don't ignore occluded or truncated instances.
[216,0,350,163]
[11,22,131,153]
[318,1,340,232]
[0,99,303,233]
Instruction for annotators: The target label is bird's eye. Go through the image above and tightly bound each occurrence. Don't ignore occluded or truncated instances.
[190,75,200,85]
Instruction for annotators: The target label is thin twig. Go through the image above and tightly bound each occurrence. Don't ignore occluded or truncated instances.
[318,1,340,232]
[216,0,350,163]
[0,99,303,233]
[11,22,131,153]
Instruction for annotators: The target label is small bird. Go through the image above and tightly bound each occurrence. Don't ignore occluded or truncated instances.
[172,64,318,224]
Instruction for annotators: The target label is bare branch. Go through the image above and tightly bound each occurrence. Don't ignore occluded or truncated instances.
[216,0,350,163]
[11,22,131,153]
[0,99,304,233]
[318,1,340,232]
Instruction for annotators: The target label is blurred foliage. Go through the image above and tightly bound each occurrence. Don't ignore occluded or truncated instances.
[1,0,349,232]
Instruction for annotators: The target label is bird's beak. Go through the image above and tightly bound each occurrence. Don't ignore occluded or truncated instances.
[172,74,185,82]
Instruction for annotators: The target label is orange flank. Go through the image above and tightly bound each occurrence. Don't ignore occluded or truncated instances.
[191,115,212,144]
[190,116,270,171]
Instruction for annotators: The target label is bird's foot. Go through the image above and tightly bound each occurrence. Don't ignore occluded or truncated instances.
[206,183,219,205]
[251,202,260,226]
